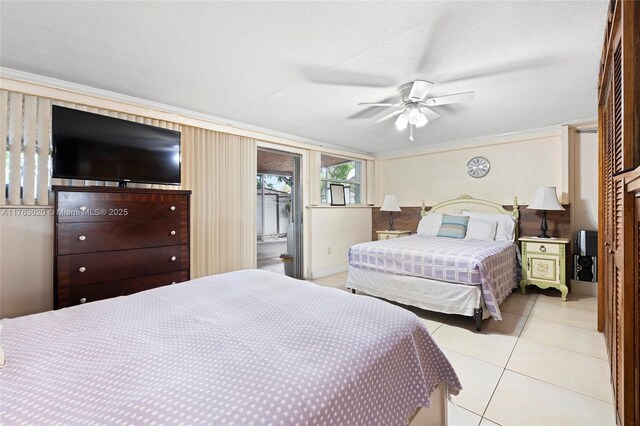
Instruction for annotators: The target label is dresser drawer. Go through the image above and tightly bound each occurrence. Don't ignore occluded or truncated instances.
[57,244,189,287]
[525,241,560,255]
[57,220,187,255]
[56,191,188,223]
[57,270,189,308]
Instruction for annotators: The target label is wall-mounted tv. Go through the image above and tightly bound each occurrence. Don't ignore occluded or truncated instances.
[52,106,181,186]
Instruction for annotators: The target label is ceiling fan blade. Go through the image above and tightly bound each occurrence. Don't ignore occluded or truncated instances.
[357,102,400,107]
[408,80,434,101]
[373,108,404,124]
[419,107,441,122]
[423,91,475,106]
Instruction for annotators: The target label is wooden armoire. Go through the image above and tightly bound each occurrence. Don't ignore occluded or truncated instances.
[597,1,639,425]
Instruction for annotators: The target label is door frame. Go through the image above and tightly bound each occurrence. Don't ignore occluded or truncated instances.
[257,143,308,279]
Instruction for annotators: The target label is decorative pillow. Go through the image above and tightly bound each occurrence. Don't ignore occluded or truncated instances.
[465,218,498,241]
[436,214,470,239]
[417,213,443,236]
[464,212,516,242]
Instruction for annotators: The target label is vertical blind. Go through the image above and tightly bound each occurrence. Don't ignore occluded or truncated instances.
[0,90,182,206]
[1,91,52,205]
[182,126,257,277]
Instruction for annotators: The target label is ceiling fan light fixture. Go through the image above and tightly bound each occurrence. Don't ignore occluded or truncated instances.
[407,105,422,124]
[357,80,475,141]
[395,112,409,130]
[414,113,428,128]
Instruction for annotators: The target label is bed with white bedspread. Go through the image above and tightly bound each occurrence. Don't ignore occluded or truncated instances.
[347,195,520,331]
[0,269,460,426]
[349,235,517,321]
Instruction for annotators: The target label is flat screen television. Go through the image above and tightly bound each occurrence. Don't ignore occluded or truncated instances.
[52,106,181,186]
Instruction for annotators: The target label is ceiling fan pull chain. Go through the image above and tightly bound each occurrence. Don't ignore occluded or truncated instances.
[409,124,414,141]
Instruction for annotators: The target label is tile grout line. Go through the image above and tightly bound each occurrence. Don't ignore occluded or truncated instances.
[501,368,615,405]
[479,295,535,421]
[516,334,609,361]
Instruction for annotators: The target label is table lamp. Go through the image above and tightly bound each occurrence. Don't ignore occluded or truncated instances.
[527,186,564,238]
[380,195,401,231]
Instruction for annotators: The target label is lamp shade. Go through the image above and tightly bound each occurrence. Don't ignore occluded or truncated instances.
[380,195,401,212]
[527,186,564,211]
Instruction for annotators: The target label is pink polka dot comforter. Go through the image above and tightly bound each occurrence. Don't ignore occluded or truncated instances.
[0,269,461,425]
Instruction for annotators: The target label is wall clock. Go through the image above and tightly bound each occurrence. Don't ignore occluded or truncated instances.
[467,157,490,178]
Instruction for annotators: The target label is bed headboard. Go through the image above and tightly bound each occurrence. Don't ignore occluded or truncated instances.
[420,194,520,239]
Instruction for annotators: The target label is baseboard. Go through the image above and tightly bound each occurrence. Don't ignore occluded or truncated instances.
[571,279,598,297]
[308,264,349,280]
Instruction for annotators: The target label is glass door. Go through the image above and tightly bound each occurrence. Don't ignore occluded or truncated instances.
[256,148,303,278]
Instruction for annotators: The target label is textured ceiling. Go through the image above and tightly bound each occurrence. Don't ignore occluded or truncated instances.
[0,1,608,155]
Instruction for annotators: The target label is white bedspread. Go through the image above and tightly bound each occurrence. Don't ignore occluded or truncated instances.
[0,270,461,425]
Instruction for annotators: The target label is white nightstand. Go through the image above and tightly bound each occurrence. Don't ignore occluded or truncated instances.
[376,230,412,240]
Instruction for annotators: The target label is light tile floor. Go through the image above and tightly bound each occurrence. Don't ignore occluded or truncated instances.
[257,257,285,274]
[309,272,616,426]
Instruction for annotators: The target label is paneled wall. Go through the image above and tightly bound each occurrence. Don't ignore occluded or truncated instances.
[371,204,571,242]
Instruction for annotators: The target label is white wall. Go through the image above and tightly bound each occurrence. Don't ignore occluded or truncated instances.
[307,207,372,279]
[570,127,599,296]
[0,209,54,318]
[375,129,564,206]
[571,130,598,231]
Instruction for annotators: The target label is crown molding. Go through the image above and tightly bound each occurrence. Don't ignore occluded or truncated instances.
[375,125,565,161]
[0,67,376,160]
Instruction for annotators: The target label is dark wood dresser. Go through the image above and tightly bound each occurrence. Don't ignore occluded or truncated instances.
[53,186,191,309]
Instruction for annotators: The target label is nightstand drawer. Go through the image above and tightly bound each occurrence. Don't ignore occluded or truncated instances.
[377,230,411,240]
[525,241,560,255]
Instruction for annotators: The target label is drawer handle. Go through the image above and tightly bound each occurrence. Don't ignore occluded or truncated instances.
[79,206,87,212]
[170,206,176,211]
[171,256,177,261]
[78,266,86,273]
[78,235,86,241]
[170,230,176,236]
[539,245,546,253]
[79,298,87,304]
[385,235,390,239]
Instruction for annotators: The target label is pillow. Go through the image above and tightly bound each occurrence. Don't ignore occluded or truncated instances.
[436,214,470,239]
[464,212,515,242]
[465,217,498,241]
[417,213,443,236]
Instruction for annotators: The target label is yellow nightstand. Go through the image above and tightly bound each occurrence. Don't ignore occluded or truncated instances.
[376,230,412,240]
[519,236,570,300]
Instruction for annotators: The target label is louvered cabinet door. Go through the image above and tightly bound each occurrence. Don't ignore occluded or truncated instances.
[598,2,640,424]
[635,194,640,426]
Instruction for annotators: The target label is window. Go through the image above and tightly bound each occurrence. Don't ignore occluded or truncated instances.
[320,154,361,205]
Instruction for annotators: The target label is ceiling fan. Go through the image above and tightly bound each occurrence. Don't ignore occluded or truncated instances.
[357,80,475,141]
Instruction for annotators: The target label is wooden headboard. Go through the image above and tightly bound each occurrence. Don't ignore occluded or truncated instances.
[420,194,520,240]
